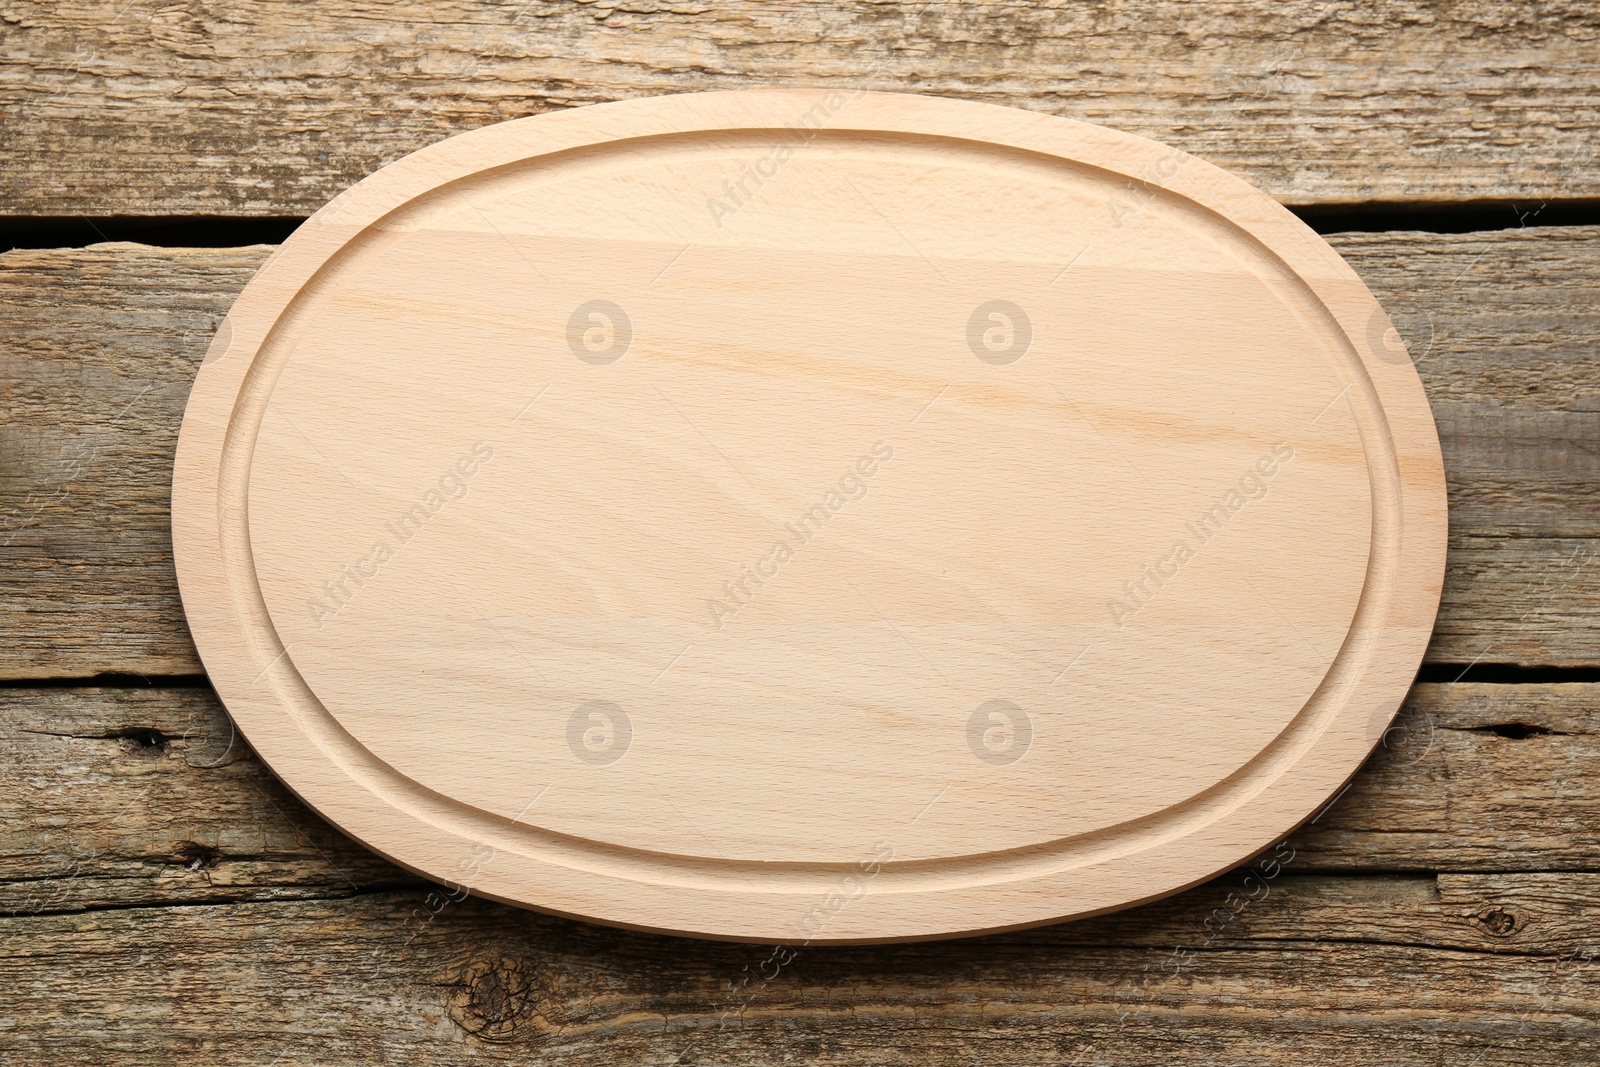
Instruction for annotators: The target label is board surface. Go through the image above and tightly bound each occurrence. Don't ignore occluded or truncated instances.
[171,89,1447,942]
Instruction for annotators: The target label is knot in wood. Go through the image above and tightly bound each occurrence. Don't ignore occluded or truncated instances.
[448,956,545,1042]
[1476,907,1518,937]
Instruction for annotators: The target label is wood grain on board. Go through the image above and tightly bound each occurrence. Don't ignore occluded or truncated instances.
[1,0,1598,215]
[3,227,1595,680]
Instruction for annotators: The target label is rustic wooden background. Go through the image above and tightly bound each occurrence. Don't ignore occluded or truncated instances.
[3,2,1598,1062]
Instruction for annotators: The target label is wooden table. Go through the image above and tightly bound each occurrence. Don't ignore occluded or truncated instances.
[2,2,1597,1062]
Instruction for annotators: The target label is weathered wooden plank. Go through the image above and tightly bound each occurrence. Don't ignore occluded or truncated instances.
[1,883,1596,1065]
[0,685,407,915]
[3,227,1597,676]
[1292,682,1600,871]
[1340,226,1600,539]
[1345,225,1600,668]
[0,243,248,676]
[1064,870,1600,958]
[1,1,1598,215]
[3,683,1595,921]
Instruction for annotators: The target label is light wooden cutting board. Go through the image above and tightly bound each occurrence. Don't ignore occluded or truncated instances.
[172,89,1446,943]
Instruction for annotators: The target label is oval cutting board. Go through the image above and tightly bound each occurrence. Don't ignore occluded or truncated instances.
[173,90,1446,943]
